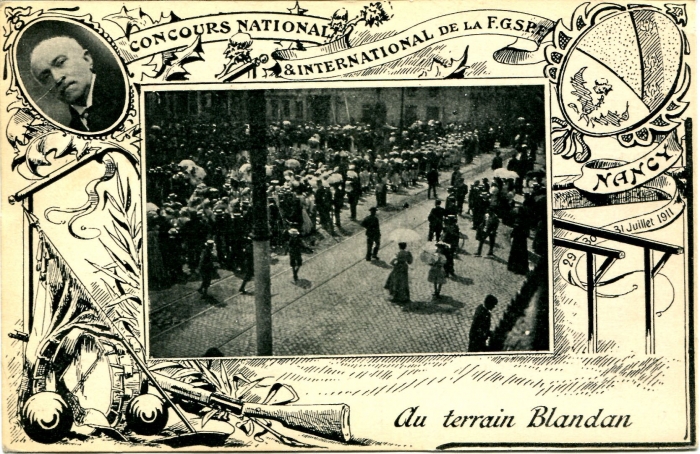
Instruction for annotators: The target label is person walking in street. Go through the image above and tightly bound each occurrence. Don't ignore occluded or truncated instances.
[491,150,503,170]
[467,179,480,216]
[332,182,345,229]
[287,228,303,282]
[442,214,461,256]
[472,192,488,230]
[197,240,216,297]
[346,179,360,220]
[314,179,333,234]
[375,175,387,208]
[361,206,381,261]
[427,166,439,199]
[507,208,530,275]
[428,243,448,298]
[469,294,498,352]
[450,165,462,187]
[445,190,459,217]
[475,208,500,257]
[238,236,255,294]
[443,242,455,278]
[384,242,413,303]
[428,200,445,242]
[454,178,469,216]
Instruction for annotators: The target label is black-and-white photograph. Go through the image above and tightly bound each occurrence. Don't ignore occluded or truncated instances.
[144,85,548,358]
[14,18,129,133]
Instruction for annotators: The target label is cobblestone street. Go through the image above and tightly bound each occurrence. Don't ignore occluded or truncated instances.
[149,150,538,357]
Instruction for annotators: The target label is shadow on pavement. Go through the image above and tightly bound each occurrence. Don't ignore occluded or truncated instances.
[370,259,393,269]
[201,294,226,307]
[381,204,406,212]
[449,274,474,286]
[486,254,508,265]
[294,278,313,289]
[334,226,349,236]
[398,296,464,314]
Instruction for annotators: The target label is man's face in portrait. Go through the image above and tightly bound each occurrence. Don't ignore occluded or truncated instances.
[30,36,93,106]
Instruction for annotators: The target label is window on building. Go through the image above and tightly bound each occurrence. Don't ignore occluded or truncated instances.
[178,92,189,117]
[270,99,279,120]
[205,93,212,109]
[295,100,304,119]
[406,87,418,98]
[282,99,291,118]
[187,93,196,115]
[361,103,374,124]
[426,106,440,120]
[428,87,440,98]
[405,105,418,124]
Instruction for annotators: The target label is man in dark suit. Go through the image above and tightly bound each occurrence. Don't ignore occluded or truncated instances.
[314,179,333,233]
[427,166,439,199]
[468,294,498,352]
[428,199,445,242]
[361,207,381,261]
[30,36,125,132]
[475,208,500,257]
[491,150,503,170]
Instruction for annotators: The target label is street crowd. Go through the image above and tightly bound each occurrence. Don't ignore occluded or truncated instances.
[145,117,546,307]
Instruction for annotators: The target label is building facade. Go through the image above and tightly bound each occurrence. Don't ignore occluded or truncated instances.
[146,85,544,132]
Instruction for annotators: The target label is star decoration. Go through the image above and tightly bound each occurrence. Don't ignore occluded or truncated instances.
[287,1,308,15]
[104,6,154,38]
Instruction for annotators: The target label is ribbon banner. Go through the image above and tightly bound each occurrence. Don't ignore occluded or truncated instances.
[573,132,685,195]
[114,13,332,63]
[272,10,554,79]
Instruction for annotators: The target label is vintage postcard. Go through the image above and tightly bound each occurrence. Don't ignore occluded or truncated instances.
[0,0,695,451]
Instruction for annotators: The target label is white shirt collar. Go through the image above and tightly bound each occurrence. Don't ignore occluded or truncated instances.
[71,73,95,116]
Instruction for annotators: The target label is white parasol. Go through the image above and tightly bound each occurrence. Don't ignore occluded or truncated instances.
[328,173,343,185]
[178,159,206,184]
[285,159,301,169]
[494,168,519,180]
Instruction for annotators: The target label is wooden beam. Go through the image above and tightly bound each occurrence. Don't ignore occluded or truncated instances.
[553,237,625,259]
[586,251,597,354]
[554,219,683,255]
[652,251,674,277]
[644,248,655,354]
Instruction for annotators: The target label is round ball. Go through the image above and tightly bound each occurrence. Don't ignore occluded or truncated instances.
[125,394,169,435]
[21,392,73,444]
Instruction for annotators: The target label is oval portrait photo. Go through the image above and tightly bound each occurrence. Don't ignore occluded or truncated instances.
[14,18,129,134]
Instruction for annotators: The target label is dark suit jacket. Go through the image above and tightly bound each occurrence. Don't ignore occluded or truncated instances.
[361,215,381,238]
[468,304,492,351]
[428,206,445,226]
[68,72,126,132]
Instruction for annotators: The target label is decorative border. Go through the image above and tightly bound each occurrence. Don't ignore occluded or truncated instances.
[0,1,694,450]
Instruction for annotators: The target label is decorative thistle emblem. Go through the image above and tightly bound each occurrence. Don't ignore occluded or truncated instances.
[545,3,690,162]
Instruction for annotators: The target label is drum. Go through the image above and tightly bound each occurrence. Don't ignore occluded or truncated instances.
[33,338,145,428]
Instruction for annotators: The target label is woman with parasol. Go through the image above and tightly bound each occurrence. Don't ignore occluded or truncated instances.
[384,242,413,303]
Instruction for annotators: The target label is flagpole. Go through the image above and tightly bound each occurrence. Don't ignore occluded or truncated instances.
[248,89,273,356]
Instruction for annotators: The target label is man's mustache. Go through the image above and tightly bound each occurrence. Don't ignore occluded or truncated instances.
[36,76,66,102]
